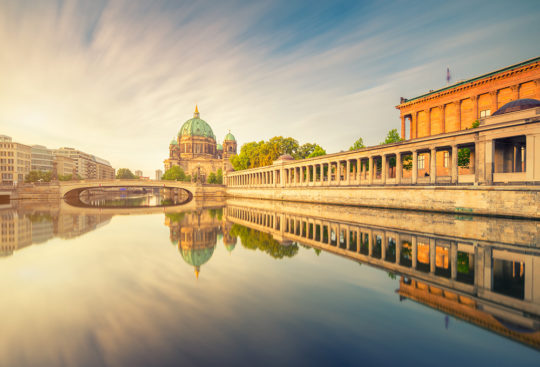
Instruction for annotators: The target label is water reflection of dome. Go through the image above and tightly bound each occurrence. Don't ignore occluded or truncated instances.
[179,244,215,279]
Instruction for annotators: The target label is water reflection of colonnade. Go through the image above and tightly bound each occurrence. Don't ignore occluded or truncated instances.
[224,202,540,350]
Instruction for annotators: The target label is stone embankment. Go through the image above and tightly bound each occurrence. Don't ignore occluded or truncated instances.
[225,185,540,219]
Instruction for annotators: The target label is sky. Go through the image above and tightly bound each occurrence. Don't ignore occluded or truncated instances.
[1,0,539,175]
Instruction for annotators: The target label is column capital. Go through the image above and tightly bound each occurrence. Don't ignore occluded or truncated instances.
[469,95,477,102]
[489,90,498,97]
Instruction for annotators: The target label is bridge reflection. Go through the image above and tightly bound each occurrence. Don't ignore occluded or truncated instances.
[223,199,540,350]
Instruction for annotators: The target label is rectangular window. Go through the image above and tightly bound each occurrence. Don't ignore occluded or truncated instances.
[418,155,425,170]
[443,151,449,168]
[480,109,491,118]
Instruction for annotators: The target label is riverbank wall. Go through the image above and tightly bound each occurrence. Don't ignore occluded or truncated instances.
[225,185,540,219]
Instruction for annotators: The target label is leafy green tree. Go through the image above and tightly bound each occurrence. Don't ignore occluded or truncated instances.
[207,172,217,184]
[295,143,325,159]
[308,145,326,158]
[380,129,403,145]
[162,166,187,181]
[116,168,137,179]
[25,171,52,183]
[58,174,73,181]
[471,120,480,128]
[458,147,471,168]
[349,137,365,151]
[216,168,223,184]
[230,137,326,170]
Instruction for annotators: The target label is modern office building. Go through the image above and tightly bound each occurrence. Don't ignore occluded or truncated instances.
[155,169,163,180]
[31,145,54,172]
[53,147,114,180]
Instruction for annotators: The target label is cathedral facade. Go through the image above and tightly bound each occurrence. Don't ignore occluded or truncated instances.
[164,106,237,180]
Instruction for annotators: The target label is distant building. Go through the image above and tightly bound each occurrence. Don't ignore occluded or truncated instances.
[31,145,53,172]
[155,169,163,180]
[135,170,143,177]
[0,135,32,185]
[54,155,76,177]
[53,147,114,180]
[164,106,237,182]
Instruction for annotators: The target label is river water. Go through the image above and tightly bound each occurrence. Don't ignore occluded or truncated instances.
[1,196,539,366]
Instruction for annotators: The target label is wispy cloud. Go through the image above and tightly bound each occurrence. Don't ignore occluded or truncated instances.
[0,0,538,173]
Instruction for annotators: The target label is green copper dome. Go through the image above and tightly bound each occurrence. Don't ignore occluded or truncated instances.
[179,118,215,139]
[217,143,223,150]
[170,139,178,145]
[224,132,236,141]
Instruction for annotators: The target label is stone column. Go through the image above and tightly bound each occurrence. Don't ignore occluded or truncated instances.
[395,234,401,265]
[450,242,457,280]
[412,150,418,184]
[368,156,373,185]
[307,165,311,185]
[490,91,498,112]
[430,239,436,273]
[451,145,458,183]
[511,85,519,101]
[455,100,462,130]
[412,112,417,139]
[346,160,351,185]
[430,148,437,184]
[381,155,387,184]
[472,95,478,121]
[412,237,417,269]
[401,115,406,139]
[427,108,431,136]
[485,139,494,184]
[357,158,362,182]
[396,152,402,184]
[440,105,446,133]
[381,232,387,260]
[526,134,535,181]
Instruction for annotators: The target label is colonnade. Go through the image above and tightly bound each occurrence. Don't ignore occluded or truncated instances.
[226,112,540,188]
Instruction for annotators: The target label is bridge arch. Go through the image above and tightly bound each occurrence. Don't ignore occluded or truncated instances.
[62,181,195,208]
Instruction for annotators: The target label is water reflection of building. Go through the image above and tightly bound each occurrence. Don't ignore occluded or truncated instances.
[164,208,236,278]
[0,206,112,256]
[224,201,540,350]
[0,210,32,256]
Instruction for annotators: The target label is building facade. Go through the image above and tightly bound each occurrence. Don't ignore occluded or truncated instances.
[54,155,76,177]
[164,107,237,181]
[53,147,114,180]
[397,56,540,140]
[155,170,163,180]
[31,145,53,172]
[0,135,32,185]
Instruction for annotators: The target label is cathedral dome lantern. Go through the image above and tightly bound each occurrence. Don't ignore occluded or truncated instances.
[178,106,216,139]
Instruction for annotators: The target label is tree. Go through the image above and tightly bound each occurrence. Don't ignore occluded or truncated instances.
[116,168,137,179]
[380,129,403,145]
[458,147,471,168]
[308,145,326,158]
[349,137,365,151]
[207,172,217,184]
[230,136,326,171]
[162,166,187,181]
[25,170,52,183]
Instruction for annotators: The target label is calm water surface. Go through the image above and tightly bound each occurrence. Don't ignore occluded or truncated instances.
[1,197,539,367]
